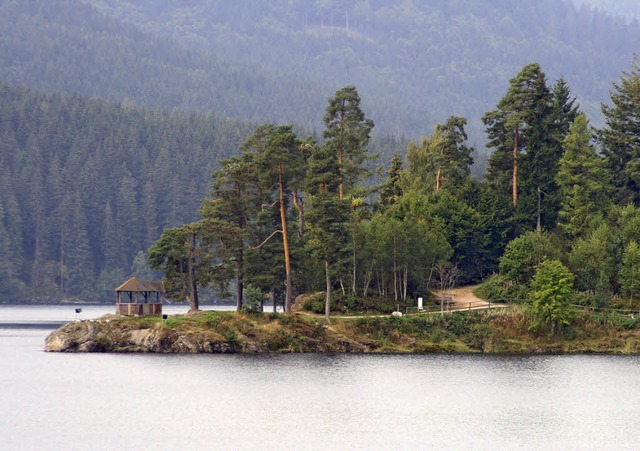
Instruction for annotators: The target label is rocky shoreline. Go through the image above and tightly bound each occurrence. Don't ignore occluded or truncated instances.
[44,313,370,353]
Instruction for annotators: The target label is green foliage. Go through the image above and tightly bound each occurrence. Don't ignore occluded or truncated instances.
[9,0,632,143]
[377,154,404,210]
[528,260,576,335]
[323,85,375,198]
[242,284,267,314]
[600,58,640,204]
[4,0,640,308]
[499,231,562,286]
[0,82,252,301]
[557,113,611,238]
[620,241,640,301]
[406,116,474,192]
[483,63,570,232]
[302,293,326,315]
[475,274,527,303]
[148,219,242,311]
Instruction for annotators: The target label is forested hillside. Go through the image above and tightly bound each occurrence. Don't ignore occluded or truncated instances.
[80,0,638,138]
[0,0,329,130]
[3,0,640,309]
[1,0,638,144]
[573,0,640,20]
[0,83,254,301]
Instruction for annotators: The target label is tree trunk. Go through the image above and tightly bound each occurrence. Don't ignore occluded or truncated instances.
[236,250,243,312]
[339,145,344,201]
[187,234,199,312]
[339,112,345,201]
[352,234,357,294]
[271,289,277,313]
[363,262,374,298]
[403,266,408,300]
[393,255,398,301]
[278,162,293,313]
[292,190,305,236]
[513,128,518,208]
[325,260,331,323]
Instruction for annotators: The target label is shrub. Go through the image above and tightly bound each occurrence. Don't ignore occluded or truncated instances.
[476,274,528,303]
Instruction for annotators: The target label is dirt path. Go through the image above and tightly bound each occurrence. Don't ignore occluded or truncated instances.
[434,285,500,311]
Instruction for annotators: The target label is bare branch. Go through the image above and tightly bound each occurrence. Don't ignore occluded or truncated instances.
[253,229,282,249]
[261,200,279,210]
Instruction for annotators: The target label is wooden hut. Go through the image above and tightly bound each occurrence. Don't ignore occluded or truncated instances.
[115,276,164,316]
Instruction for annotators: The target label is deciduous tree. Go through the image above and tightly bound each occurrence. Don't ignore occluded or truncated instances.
[528,260,576,335]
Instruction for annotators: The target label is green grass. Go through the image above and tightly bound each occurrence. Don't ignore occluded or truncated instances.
[94,305,640,353]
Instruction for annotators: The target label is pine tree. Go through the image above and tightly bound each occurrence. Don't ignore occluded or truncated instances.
[149,219,241,312]
[255,125,307,313]
[323,86,374,201]
[201,151,260,311]
[407,116,474,193]
[483,63,560,232]
[599,58,640,205]
[306,142,350,321]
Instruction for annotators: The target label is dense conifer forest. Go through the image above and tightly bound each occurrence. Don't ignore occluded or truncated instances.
[2,0,639,142]
[2,0,640,319]
[0,83,254,300]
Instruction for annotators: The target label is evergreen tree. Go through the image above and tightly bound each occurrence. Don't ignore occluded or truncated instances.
[255,125,307,313]
[148,219,241,312]
[483,63,563,233]
[551,77,580,139]
[556,113,611,238]
[201,151,260,311]
[407,116,474,192]
[323,86,374,201]
[378,154,404,210]
[305,142,350,321]
[599,58,640,205]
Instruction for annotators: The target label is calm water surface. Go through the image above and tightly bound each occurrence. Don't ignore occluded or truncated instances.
[1,305,639,450]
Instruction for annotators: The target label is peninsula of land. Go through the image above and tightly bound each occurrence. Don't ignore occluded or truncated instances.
[44,308,640,354]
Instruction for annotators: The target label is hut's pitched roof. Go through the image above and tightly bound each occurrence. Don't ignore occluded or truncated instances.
[115,276,164,293]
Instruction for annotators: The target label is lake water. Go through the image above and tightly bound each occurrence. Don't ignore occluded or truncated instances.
[2,305,640,450]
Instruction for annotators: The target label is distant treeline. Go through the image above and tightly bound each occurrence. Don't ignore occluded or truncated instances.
[0,83,253,300]
[1,0,639,143]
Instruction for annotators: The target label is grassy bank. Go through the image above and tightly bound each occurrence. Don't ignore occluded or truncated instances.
[46,305,640,353]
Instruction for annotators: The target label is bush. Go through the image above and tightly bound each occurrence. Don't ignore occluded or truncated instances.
[475,274,527,303]
[302,293,326,314]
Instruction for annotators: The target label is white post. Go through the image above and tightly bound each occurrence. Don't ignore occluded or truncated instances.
[418,297,423,311]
